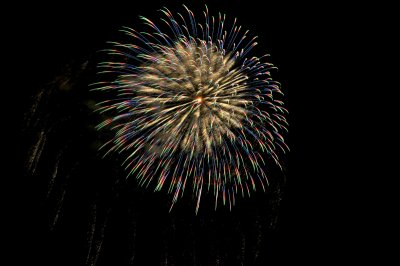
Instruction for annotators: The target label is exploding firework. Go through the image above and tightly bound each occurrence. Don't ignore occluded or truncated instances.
[93,5,288,213]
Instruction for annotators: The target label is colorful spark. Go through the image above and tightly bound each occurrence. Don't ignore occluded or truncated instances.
[93,5,289,213]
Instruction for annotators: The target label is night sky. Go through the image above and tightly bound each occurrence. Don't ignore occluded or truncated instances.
[10,0,385,265]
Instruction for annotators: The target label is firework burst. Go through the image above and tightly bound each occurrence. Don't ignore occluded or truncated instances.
[93,5,288,213]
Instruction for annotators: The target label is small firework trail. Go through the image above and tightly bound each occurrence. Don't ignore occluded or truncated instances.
[93,5,288,213]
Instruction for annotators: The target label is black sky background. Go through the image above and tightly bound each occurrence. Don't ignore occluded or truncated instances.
[8,0,388,264]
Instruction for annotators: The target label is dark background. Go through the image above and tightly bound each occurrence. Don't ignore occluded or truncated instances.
[9,0,385,265]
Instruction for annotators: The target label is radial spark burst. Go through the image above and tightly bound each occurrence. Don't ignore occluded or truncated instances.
[93,5,288,213]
